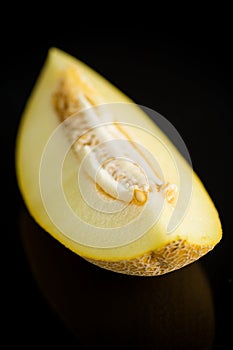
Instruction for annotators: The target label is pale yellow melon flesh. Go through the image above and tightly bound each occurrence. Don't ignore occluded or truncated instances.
[16,47,222,275]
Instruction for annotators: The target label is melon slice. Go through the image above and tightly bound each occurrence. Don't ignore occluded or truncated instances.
[15,47,222,276]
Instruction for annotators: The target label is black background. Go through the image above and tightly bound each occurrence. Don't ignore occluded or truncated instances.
[2,11,232,349]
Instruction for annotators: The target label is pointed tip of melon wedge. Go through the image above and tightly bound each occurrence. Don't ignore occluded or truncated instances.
[16,47,222,276]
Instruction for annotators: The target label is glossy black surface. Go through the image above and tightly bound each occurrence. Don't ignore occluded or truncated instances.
[2,23,231,349]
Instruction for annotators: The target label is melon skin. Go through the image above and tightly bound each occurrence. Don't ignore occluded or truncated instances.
[15,47,222,276]
[20,208,215,350]
[85,239,212,276]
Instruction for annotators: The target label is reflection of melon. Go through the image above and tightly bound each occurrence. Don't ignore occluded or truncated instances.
[20,208,215,350]
[16,48,222,275]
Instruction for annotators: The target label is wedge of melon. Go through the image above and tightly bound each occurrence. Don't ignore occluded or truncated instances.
[16,47,222,276]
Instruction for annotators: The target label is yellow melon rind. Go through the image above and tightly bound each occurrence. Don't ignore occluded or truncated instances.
[85,240,212,276]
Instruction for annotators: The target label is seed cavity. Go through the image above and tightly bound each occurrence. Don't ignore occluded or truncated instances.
[52,68,178,206]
